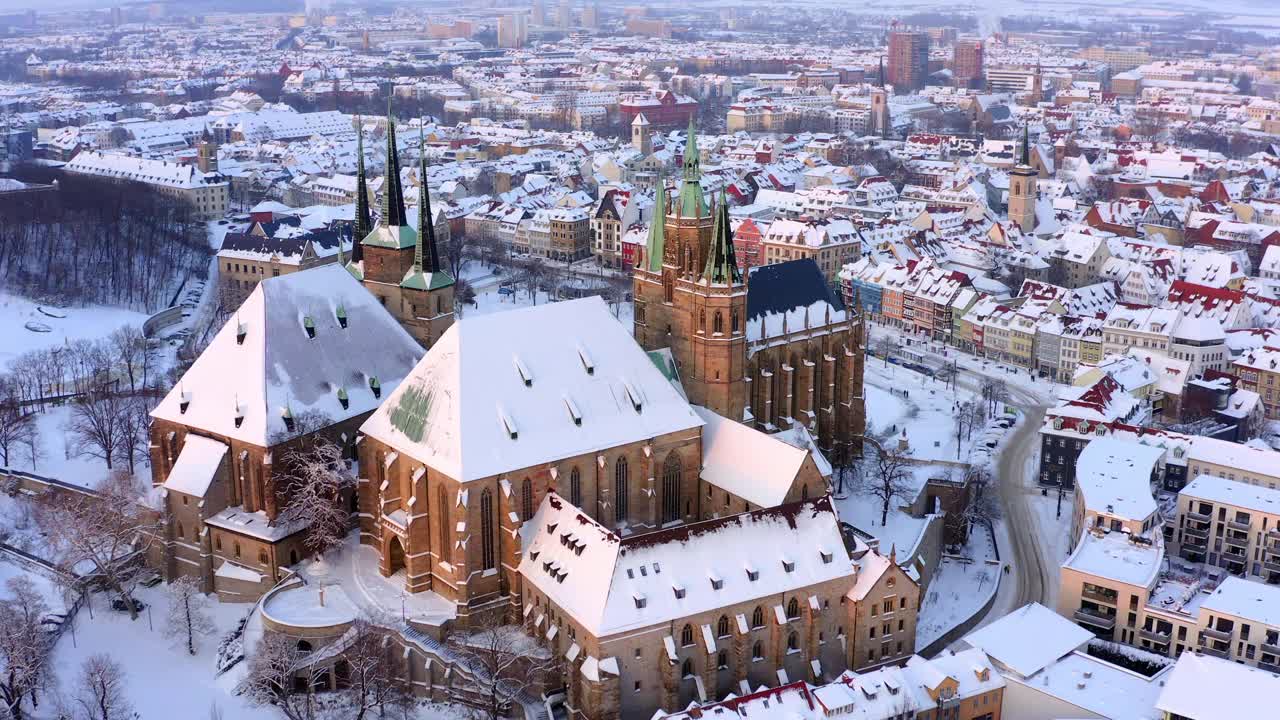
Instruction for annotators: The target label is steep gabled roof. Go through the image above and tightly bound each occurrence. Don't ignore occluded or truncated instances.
[151,265,423,447]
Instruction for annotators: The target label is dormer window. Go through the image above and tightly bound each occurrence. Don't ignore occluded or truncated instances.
[303,316,316,339]
[782,559,795,573]
[820,550,833,564]
[746,568,759,582]
[336,305,348,329]
[673,586,686,600]
[337,387,349,410]
[282,407,295,433]
[236,323,247,345]
[369,376,381,399]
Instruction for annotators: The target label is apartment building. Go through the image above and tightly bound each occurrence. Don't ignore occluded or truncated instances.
[1172,474,1280,581]
[64,150,229,219]
[1101,303,1179,358]
[1234,344,1280,420]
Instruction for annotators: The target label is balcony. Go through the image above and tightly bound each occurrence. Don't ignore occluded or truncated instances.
[1198,646,1230,660]
[1074,609,1117,631]
[1082,588,1119,606]
[1228,519,1253,533]
[1139,628,1172,646]
[1200,627,1232,643]
[1261,641,1280,657]
[1258,661,1280,675]
[1182,525,1209,541]
[1264,561,1280,576]
[1224,534,1251,550]
[1187,510,1212,523]
[1267,528,1280,542]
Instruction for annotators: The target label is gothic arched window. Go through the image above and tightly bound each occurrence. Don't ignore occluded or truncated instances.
[680,624,694,646]
[569,466,582,507]
[437,485,450,564]
[614,457,629,522]
[521,477,533,521]
[713,311,723,334]
[717,615,730,638]
[480,489,496,570]
[661,453,681,524]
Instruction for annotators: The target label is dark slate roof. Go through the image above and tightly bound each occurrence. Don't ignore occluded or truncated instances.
[746,258,844,322]
[220,231,307,258]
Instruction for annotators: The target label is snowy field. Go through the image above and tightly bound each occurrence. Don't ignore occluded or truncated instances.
[3,405,123,489]
[864,359,983,463]
[0,291,147,372]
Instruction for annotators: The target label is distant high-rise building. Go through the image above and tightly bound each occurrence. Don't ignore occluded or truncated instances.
[953,39,984,89]
[497,11,529,48]
[581,2,598,28]
[556,0,572,29]
[531,0,545,25]
[888,28,930,92]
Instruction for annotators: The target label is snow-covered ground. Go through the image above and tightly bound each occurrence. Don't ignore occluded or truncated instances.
[53,584,276,720]
[0,291,148,372]
[0,554,70,616]
[915,527,1003,651]
[4,405,125,489]
[864,359,982,463]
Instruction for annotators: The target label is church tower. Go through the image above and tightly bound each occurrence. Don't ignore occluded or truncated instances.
[632,112,651,154]
[870,57,891,138]
[399,131,455,349]
[351,115,371,268]
[1009,123,1038,233]
[633,120,747,421]
[351,105,453,348]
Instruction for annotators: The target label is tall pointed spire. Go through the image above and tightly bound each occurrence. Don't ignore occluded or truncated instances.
[1019,122,1031,167]
[646,171,667,273]
[682,114,700,182]
[382,101,406,228]
[417,127,443,275]
[677,117,707,217]
[703,191,741,285]
[354,114,372,245]
[878,56,885,88]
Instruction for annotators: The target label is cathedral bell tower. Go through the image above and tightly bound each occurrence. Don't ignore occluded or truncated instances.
[1009,123,1038,234]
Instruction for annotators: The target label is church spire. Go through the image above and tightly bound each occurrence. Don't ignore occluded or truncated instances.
[677,117,707,217]
[646,171,667,273]
[1019,122,1031,167]
[381,101,406,228]
[878,55,885,88]
[703,191,741,285]
[417,127,443,275]
[354,114,372,245]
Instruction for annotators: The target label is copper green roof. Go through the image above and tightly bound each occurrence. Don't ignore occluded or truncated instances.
[362,224,418,250]
[678,116,706,217]
[402,127,454,292]
[646,174,667,272]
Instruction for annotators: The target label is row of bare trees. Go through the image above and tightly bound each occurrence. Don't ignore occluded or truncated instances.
[0,173,209,312]
[0,327,158,476]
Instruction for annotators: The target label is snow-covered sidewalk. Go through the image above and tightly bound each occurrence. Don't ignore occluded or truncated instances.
[915,527,1003,652]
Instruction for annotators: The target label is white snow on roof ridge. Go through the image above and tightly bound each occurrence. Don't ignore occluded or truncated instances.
[361,296,702,483]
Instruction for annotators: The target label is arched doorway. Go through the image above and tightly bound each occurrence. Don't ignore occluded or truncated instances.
[387,535,406,577]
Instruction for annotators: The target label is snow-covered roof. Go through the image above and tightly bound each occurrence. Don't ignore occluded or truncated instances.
[162,434,228,498]
[962,602,1091,678]
[1063,526,1163,589]
[1075,438,1163,523]
[1181,474,1280,515]
[1156,652,1280,720]
[152,264,422,447]
[361,296,702,483]
[694,405,808,508]
[1200,576,1280,627]
[519,493,854,637]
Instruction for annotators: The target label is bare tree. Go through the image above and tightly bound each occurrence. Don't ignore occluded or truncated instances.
[37,472,158,621]
[862,439,914,527]
[0,379,37,467]
[114,395,152,477]
[961,465,1002,533]
[953,403,971,459]
[872,334,899,366]
[0,577,55,720]
[979,378,1009,416]
[444,618,555,720]
[238,631,325,720]
[440,230,473,283]
[326,621,411,720]
[65,388,127,471]
[164,577,214,656]
[65,654,133,720]
[109,326,149,393]
[276,436,355,558]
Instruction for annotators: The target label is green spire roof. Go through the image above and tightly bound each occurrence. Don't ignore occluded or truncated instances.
[646,173,667,272]
[402,128,455,292]
[703,191,741,285]
[678,117,707,217]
